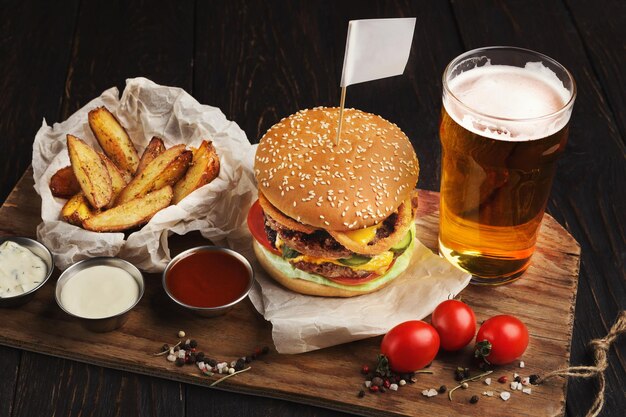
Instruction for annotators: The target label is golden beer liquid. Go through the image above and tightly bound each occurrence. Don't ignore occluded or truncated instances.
[439,105,569,283]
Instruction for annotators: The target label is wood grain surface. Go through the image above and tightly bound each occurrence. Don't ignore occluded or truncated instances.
[0,176,579,417]
[0,1,624,416]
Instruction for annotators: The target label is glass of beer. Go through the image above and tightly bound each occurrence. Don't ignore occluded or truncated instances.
[439,46,576,285]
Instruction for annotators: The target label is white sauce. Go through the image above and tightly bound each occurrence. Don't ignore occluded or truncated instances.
[0,241,47,298]
[60,265,139,319]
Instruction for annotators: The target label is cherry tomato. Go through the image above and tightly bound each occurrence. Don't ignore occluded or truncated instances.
[431,300,476,351]
[381,320,440,372]
[474,315,529,365]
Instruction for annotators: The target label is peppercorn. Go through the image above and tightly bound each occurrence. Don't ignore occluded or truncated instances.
[529,374,541,385]
[463,368,471,379]
[470,395,479,404]
[244,356,251,363]
[161,343,170,352]
[438,385,447,394]
[189,339,198,348]
[195,352,205,362]
[369,385,379,393]
[207,358,217,367]
[454,371,464,381]
[383,380,391,389]
[361,365,370,375]
[175,357,185,367]
[379,387,386,393]
[188,353,196,364]
[235,358,246,371]
[372,377,383,387]
[357,390,365,398]
[514,376,522,383]
[498,376,508,383]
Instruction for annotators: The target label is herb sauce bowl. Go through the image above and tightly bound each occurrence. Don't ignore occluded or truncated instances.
[0,237,54,308]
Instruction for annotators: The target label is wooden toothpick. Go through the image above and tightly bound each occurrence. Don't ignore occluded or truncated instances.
[335,86,347,146]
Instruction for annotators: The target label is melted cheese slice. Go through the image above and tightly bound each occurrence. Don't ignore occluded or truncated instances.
[290,251,394,274]
[341,224,381,245]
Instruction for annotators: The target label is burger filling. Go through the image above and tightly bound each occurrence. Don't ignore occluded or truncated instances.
[261,193,418,283]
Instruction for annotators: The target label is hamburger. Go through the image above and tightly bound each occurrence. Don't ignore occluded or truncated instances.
[248,107,419,297]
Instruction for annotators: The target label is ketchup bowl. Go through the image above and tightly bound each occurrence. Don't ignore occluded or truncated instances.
[162,246,254,317]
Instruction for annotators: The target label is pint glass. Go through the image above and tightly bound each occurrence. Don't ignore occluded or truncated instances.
[439,47,576,285]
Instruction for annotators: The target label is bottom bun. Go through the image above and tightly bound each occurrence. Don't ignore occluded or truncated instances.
[252,224,416,297]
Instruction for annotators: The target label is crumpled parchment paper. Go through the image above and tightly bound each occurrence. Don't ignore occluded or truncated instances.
[243,234,470,353]
[33,77,257,272]
[32,77,470,353]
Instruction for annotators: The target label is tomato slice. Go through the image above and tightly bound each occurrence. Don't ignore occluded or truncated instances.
[325,260,396,286]
[325,273,379,286]
[247,200,281,256]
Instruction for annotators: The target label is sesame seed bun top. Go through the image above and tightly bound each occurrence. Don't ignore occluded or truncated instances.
[254,107,419,231]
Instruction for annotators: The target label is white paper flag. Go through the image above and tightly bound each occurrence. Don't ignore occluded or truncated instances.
[340,18,416,87]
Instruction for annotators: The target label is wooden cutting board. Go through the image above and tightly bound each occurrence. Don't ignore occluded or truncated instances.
[0,168,580,417]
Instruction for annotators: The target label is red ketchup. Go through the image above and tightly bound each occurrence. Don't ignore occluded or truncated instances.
[166,251,249,308]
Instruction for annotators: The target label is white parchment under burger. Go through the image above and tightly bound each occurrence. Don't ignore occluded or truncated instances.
[32,78,470,354]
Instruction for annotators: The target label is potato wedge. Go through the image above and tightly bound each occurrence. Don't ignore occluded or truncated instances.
[136,136,166,174]
[115,144,191,205]
[67,134,112,209]
[152,150,192,190]
[173,140,220,204]
[49,166,81,198]
[88,106,139,173]
[61,193,95,226]
[83,186,173,232]
[98,152,129,207]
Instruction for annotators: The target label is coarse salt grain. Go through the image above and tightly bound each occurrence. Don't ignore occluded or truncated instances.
[167,354,176,362]
[522,377,530,386]
[177,350,186,359]
[364,381,372,388]
[517,383,523,391]
[421,389,429,396]
[511,381,519,390]
[523,388,532,395]
[513,373,520,379]
[500,391,511,401]
[519,361,525,368]
[390,384,398,391]
[484,377,492,385]
[427,389,438,397]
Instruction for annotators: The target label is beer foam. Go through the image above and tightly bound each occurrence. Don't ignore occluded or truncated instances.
[444,62,572,141]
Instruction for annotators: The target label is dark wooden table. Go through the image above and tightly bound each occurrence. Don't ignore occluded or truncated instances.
[1,1,624,416]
